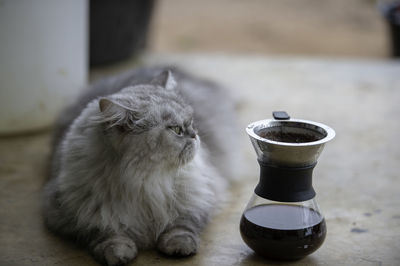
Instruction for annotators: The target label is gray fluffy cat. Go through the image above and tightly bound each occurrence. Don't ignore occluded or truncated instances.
[43,67,240,265]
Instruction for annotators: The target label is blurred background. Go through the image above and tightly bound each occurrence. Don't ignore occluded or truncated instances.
[150,0,389,58]
[1,0,400,134]
[89,0,399,68]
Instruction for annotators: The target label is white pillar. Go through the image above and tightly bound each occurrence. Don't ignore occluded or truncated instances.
[0,0,88,134]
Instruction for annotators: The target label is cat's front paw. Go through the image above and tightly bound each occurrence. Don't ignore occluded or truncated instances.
[157,228,199,257]
[93,236,137,266]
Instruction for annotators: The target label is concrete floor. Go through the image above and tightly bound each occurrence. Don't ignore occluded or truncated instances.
[1,54,400,265]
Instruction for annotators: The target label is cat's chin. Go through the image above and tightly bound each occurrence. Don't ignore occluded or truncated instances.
[178,140,198,166]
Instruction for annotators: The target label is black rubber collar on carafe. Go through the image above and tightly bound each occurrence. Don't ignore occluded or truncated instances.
[255,160,317,202]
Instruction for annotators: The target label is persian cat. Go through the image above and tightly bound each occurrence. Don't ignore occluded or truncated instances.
[42,67,240,265]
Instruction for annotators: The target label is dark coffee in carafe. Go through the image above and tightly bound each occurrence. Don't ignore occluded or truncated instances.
[240,204,326,260]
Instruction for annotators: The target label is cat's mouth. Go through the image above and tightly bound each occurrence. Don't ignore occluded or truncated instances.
[179,140,197,164]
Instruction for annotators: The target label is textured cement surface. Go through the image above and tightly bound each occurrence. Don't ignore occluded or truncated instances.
[1,54,400,265]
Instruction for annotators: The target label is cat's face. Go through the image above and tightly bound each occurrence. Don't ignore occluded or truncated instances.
[147,103,198,166]
[98,71,199,167]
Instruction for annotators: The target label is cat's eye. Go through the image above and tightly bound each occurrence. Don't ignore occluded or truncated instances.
[169,126,183,136]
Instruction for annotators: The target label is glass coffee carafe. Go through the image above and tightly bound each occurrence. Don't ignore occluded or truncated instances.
[240,111,335,260]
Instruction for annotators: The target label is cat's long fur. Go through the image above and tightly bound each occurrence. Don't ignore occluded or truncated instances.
[43,68,240,265]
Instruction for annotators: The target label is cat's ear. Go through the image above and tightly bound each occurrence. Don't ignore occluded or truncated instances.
[97,98,148,133]
[98,98,137,125]
[151,70,176,90]
[99,98,128,114]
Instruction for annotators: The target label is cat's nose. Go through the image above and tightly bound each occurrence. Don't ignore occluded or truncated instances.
[187,128,196,139]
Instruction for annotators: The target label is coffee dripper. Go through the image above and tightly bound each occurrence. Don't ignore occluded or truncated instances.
[240,111,335,260]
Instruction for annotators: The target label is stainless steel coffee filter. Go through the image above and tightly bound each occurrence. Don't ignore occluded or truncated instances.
[246,119,335,167]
